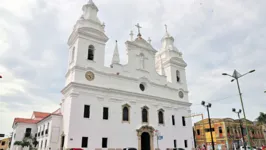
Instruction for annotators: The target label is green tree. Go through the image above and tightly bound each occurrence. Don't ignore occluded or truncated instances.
[13,134,38,150]
[256,112,266,124]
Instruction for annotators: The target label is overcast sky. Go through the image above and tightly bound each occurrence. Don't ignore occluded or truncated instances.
[0,0,266,137]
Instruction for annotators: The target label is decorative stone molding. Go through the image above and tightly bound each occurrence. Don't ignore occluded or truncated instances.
[97,97,104,101]
[62,82,192,107]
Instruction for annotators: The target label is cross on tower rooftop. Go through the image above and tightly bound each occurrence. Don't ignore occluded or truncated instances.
[135,23,142,38]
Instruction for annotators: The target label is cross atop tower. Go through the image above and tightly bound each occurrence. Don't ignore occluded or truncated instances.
[135,23,142,38]
[164,24,168,33]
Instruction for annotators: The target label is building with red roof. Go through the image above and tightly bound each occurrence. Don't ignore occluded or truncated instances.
[10,109,62,150]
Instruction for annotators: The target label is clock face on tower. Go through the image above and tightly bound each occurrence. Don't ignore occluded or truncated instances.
[85,71,95,81]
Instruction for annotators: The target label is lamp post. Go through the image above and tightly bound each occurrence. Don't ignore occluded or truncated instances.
[232,108,246,149]
[201,101,215,150]
[222,69,255,148]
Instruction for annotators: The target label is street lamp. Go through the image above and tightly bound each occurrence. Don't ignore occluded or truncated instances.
[201,101,215,150]
[232,108,246,149]
[222,69,255,147]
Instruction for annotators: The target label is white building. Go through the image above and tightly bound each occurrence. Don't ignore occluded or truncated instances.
[10,1,194,150]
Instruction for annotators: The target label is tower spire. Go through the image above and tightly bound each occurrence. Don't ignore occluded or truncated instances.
[111,40,120,64]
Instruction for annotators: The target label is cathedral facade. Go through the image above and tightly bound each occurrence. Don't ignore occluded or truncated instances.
[10,1,194,150]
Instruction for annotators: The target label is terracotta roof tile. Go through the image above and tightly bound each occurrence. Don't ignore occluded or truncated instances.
[33,111,50,118]
[14,118,39,124]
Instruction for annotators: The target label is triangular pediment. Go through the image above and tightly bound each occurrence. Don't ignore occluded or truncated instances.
[126,38,157,53]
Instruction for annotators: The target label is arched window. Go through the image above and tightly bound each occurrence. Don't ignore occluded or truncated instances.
[142,107,148,123]
[71,47,75,63]
[176,70,180,82]
[88,45,95,60]
[123,107,129,121]
[158,110,164,124]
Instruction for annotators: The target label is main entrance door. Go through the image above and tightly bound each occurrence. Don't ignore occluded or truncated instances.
[137,125,154,150]
[141,132,150,150]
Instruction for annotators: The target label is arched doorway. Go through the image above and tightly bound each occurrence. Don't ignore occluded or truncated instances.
[136,125,155,150]
[141,132,150,150]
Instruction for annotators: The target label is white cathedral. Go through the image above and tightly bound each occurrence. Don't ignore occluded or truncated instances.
[10,1,194,150]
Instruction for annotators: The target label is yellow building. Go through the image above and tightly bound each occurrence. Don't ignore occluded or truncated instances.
[0,138,11,150]
[194,118,266,149]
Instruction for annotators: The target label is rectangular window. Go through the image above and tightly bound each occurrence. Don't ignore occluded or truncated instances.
[184,140,188,148]
[81,137,88,148]
[174,140,177,148]
[182,116,186,126]
[25,128,31,137]
[219,127,223,133]
[25,128,31,133]
[197,129,200,135]
[102,138,108,148]
[172,115,175,125]
[1,141,5,146]
[103,107,109,120]
[61,135,65,148]
[84,105,90,118]
[205,128,215,132]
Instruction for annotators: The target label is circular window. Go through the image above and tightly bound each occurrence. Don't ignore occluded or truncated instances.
[139,84,145,91]
[179,91,184,98]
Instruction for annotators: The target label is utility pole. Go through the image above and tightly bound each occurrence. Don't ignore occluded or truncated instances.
[232,108,246,150]
[222,69,255,148]
[201,101,215,150]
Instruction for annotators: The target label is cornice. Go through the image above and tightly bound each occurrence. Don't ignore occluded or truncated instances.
[67,27,108,46]
[164,58,187,68]
[62,82,192,107]
[71,65,188,93]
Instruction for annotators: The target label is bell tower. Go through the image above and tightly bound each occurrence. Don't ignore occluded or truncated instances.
[65,0,108,86]
[156,25,188,90]
[67,0,108,70]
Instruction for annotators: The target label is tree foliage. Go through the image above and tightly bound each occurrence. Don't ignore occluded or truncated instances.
[13,134,38,149]
[256,112,266,124]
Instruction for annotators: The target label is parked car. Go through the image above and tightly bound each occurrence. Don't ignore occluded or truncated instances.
[123,148,137,150]
[240,146,257,150]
